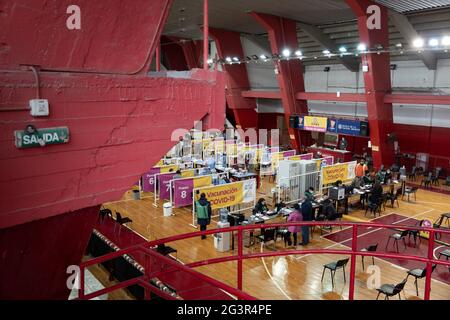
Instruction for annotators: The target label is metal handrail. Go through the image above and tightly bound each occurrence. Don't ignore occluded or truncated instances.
[79,221,450,300]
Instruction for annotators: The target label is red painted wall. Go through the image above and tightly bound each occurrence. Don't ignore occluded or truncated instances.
[395,124,450,171]
[0,206,98,299]
[0,69,226,229]
[340,135,369,155]
[258,113,279,130]
[161,36,188,71]
[0,0,172,74]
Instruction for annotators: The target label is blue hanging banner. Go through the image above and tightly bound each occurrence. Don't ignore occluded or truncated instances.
[327,118,337,133]
[336,119,361,136]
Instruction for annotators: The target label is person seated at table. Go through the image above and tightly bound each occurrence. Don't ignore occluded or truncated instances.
[350,176,363,189]
[254,198,269,214]
[173,169,182,180]
[274,201,286,213]
[376,167,386,183]
[286,204,302,247]
[384,169,392,183]
[317,199,339,221]
[369,181,383,204]
[363,170,373,185]
[218,176,230,184]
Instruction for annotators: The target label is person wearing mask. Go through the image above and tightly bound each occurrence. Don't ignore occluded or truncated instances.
[384,169,392,184]
[254,198,269,214]
[286,204,302,247]
[301,192,313,245]
[274,201,286,213]
[173,169,182,180]
[355,160,368,178]
[195,193,212,240]
[304,187,315,202]
[376,167,386,183]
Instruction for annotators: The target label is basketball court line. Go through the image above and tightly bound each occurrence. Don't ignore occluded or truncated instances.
[260,210,433,300]
[260,244,293,300]
[294,209,434,261]
[323,211,400,237]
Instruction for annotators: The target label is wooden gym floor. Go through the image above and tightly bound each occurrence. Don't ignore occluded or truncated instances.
[98,177,450,300]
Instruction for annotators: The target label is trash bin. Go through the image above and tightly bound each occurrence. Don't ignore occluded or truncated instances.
[163,202,172,217]
[132,189,140,200]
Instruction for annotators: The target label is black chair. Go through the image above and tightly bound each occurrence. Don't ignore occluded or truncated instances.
[386,229,409,252]
[403,187,418,202]
[156,244,178,261]
[257,228,276,249]
[115,212,133,235]
[445,176,450,186]
[275,227,289,247]
[438,249,450,260]
[420,172,432,188]
[407,166,417,181]
[361,243,378,270]
[385,188,402,208]
[407,220,423,248]
[376,278,407,300]
[406,264,437,297]
[365,197,382,218]
[321,258,350,288]
[98,208,112,223]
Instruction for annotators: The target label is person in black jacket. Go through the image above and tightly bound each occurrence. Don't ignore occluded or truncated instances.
[195,193,212,239]
[254,198,269,214]
[369,181,383,205]
[301,194,313,245]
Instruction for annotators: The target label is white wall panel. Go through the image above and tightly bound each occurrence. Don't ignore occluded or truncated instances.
[239,34,450,128]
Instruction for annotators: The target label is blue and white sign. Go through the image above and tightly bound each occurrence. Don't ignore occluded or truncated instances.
[336,119,361,136]
[327,118,337,133]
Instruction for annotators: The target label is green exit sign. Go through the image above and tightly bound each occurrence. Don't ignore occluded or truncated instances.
[15,127,70,148]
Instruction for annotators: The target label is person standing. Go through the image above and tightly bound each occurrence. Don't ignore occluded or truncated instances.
[195,193,212,240]
[286,204,302,247]
[301,193,313,245]
[355,160,368,178]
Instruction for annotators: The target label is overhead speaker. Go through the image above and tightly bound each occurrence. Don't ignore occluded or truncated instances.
[289,115,299,128]
[359,121,369,136]
[387,132,398,143]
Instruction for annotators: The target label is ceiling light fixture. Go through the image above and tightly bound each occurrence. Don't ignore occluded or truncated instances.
[429,38,439,47]
[357,43,367,51]
[442,36,450,46]
[282,48,291,57]
[412,38,424,48]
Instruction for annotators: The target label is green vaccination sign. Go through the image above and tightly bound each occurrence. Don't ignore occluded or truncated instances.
[14,127,70,148]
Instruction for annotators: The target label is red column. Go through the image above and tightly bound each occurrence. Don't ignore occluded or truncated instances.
[160,36,188,71]
[203,0,209,70]
[155,40,161,72]
[347,0,394,169]
[209,28,258,129]
[182,40,203,69]
[250,12,310,151]
[166,37,203,69]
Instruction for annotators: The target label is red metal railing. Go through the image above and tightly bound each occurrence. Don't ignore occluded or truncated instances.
[79,221,450,300]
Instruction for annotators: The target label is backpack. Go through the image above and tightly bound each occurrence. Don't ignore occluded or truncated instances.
[196,201,209,219]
